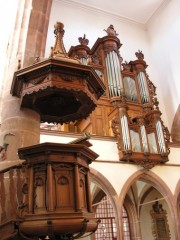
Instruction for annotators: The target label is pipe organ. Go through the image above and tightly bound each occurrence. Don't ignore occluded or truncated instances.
[8,22,171,239]
[69,24,170,169]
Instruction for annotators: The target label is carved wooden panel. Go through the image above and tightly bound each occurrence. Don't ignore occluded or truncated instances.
[79,171,87,210]
[91,102,113,136]
[17,142,99,239]
[55,170,75,210]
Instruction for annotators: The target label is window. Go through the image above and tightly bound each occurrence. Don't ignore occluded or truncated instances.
[94,196,132,240]
[95,196,117,239]
[122,206,131,240]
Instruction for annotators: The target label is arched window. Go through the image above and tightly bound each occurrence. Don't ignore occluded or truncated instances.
[93,195,132,240]
[122,205,131,240]
[94,195,117,239]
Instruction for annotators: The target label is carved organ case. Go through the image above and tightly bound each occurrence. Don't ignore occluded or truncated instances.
[69,25,170,169]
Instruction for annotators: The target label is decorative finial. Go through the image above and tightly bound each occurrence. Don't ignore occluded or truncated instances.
[78,34,89,46]
[50,22,67,58]
[135,50,144,60]
[153,97,159,110]
[104,24,118,36]
[122,61,131,72]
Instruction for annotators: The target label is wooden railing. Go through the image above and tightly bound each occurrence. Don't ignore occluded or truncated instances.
[0,164,26,226]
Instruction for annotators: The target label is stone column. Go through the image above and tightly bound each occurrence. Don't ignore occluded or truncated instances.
[0,0,52,170]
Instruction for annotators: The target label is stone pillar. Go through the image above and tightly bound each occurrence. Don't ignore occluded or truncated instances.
[24,0,53,66]
[134,220,142,240]
[0,0,52,170]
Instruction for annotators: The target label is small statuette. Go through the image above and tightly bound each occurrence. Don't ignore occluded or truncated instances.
[78,34,89,46]
[135,50,144,60]
[104,24,118,36]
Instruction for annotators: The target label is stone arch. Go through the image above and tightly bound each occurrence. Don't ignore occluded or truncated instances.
[123,194,140,239]
[174,178,180,201]
[90,167,121,240]
[118,169,179,239]
[90,167,117,198]
[174,179,180,229]
[171,104,180,142]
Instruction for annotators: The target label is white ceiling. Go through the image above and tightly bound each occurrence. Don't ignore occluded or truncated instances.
[68,0,169,24]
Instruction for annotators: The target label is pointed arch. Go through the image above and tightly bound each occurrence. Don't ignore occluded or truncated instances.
[171,104,180,142]
[174,179,180,228]
[123,194,140,239]
[118,169,180,240]
[174,178,180,202]
[90,168,117,195]
[90,167,121,240]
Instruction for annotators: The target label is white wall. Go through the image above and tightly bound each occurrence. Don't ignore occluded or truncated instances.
[147,0,180,130]
[40,132,119,161]
[40,132,180,195]
[46,0,155,74]
[0,0,18,88]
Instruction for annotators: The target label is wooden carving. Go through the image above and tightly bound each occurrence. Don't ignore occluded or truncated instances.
[150,200,171,240]
[17,141,99,239]
[11,22,105,124]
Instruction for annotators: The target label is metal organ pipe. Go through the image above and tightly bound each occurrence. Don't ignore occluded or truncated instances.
[137,72,150,103]
[110,51,118,96]
[156,120,166,152]
[113,51,123,96]
[120,115,130,150]
[121,115,127,149]
[105,54,113,96]
[109,51,117,95]
[124,115,131,149]
[140,125,148,152]
[80,57,87,65]
[123,77,137,102]
[105,51,123,97]
[137,72,145,102]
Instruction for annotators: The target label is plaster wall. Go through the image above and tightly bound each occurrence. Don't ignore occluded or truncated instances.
[152,165,180,195]
[0,0,19,89]
[140,189,175,240]
[45,0,160,93]
[40,132,180,196]
[46,0,148,58]
[169,147,180,164]
[146,0,180,130]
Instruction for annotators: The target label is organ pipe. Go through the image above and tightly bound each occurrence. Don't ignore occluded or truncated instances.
[156,120,166,153]
[80,57,87,65]
[137,72,150,103]
[105,54,113,96]
[123,77,138,102]
[140,125,149,152]
[105,51,123,97]
[120,115,130,150]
